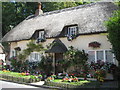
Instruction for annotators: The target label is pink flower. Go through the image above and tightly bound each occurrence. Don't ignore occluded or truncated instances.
[26,73,30,76]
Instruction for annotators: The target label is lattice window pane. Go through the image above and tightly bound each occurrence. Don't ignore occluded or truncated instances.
[96,51,104,61]
[105,50,113,63]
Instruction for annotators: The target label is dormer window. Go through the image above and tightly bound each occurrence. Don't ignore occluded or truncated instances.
[39,31,44,39]
[67,26,78,41]
[36,30,46,43]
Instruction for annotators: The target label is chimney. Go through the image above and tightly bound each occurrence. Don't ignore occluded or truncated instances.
[35,2,43,16]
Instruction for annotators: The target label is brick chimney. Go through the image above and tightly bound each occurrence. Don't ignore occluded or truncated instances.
[35,2,43,16]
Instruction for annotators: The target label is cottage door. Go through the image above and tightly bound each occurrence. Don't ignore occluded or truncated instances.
[55,53,63,74]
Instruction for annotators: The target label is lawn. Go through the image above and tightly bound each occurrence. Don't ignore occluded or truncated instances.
[52,79,91,85]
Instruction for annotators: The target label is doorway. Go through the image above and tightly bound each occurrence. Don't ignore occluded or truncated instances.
[55,53,63,74]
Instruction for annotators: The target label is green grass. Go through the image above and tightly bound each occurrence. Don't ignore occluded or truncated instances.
[52,79,90,85]
[0,71,31,78]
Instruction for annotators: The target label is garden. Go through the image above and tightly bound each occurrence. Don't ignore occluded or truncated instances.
[1,41,119,88]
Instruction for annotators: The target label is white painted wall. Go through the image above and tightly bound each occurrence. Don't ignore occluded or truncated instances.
[10,40,30,57]
[9,33,118,66]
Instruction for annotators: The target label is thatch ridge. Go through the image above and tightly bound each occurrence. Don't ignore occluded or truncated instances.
[2,2,118,42]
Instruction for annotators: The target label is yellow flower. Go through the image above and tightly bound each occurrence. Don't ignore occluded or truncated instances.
[3,70,10,72]
[21,73,26,76]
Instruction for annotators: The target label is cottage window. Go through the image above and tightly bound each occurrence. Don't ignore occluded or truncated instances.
[67,26,78,41]
[105,50,114,63]
[39,31,45,39]
[36,30,46,43]
[12,50,17,57]
[88,50,115,63]
[68,26,78,36]
[29,52,41,62]
[96,51,104,61]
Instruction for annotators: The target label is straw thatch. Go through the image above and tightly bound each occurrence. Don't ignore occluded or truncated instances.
[2,2,118,42]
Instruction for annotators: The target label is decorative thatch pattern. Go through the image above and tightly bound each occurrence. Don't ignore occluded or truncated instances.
[2,2,118,42]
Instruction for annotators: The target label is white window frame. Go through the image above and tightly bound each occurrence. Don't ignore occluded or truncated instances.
[39,31,45,39]
[29,52,41,62]
[87,49,114,63]
[105,50,115,64]
[12,50,17,57]
[68,26,78,36]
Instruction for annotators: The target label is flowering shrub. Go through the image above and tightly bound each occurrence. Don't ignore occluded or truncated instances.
[46,74,57,81]
[68,74,75,76]
[89,60,116,73]
[86,60,118,81]
[72,77,78,82]
[20,73,26,76]
[25,73,30,76]
[46,77,54,81]
[62,77,69,82]
[94,70,106,82]
[20,72,30,76]
[51,74,57,78]
[2,70,10,72]
[62,76,78,82]
[38,74,42,79]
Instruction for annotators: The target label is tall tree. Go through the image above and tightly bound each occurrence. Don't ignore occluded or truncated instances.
[105,10,120,66]
[2,1,86,36]
[2,2,37,36]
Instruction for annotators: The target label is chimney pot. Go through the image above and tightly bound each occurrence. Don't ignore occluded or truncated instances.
[35,2,43,16]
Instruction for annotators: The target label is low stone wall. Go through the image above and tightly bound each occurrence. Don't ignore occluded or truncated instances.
[45,81,79,88]
[44,81,95,89]
[0,74,40,83]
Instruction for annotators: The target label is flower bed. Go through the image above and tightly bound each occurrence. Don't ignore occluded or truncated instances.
[45,79,91,88]
[0,70,42,83]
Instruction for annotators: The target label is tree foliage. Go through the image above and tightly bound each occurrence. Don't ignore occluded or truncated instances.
[105,10,120,65]
[17,40,44,62]
[2,2,38,36]
[38,55,53,75]
[2,1,88,36]
[64,46,88,66]
[59,46,88,72]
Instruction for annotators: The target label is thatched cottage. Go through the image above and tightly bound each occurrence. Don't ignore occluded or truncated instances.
[2,2,119,68]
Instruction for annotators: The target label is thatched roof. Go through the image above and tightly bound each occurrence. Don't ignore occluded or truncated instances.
[45,39,68,53]
[2,2,118,42]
